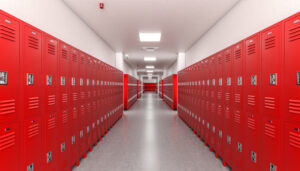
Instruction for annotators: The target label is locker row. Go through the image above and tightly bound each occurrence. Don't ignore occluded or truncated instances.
[137,80,143,98]
[123,74,140,110]
[177,12,300,171]
[0,10,124,171]
[143,83,157,92]
[159,80,163,98]
[160,74,177,110]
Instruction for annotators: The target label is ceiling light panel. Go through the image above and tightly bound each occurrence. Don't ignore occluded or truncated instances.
[146,70,153,73]
[146,66,155,69]
[139,33,161,42]
[144,57,157,61]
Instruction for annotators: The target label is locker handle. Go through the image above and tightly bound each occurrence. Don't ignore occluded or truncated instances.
[294,19,299,24]
[50,114,54,118]
[249,114,253,118]
[294,128,299,132]
[267,120,272,123]
[31,120,36,123]
[5,19,11,24]
[4,128,11,131]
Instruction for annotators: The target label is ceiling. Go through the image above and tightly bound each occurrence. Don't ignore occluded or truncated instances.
[63,0,239,72]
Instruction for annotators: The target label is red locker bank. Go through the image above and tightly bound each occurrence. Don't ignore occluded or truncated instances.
[124,74,138,110]
[0,9,124,171]
[159,80,163,98]
[162,74,177,110]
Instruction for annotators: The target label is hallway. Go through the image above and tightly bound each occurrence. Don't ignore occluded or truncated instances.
[74,92,230,171]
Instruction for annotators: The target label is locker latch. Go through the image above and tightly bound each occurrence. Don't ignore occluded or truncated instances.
[80,78,83,86]
[227,136,231,144]
[61,76,65,86]
[27,163,34,171]
[251,75,257,85]
[219,130,222,138]
[92,123,95,128]
[270,73,277,85]
[238,76,242,86]
[47,151,52,163]
[212,126,215,133]
[0,71,8,85]
[27,73,34,85]
[97,120,100,125]
[72,136,75,144]
[270,163,277,171]
[87,126,90,133]
[61,142,65,152]
[202,120,205,125]
[251,151,257,163]
[80,130,83,138]
[227,77,231,86]
[207,122,210,129]
[46,75,52,85]
[72,77,75,86]
[297,72,300,85]
[219,78,222,86]
[237,142,242,152]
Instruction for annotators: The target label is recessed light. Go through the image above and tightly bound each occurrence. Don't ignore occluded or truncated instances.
[146,66,155,69]
[146,70,153,73]
[144,57,157,61]
[142,47,159,52]
[124,54,129,57]
[139,32,161,42]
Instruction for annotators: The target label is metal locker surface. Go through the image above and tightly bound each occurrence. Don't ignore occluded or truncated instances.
[244,33,261,171]
[42,34,59,171]
[261,23,283,171]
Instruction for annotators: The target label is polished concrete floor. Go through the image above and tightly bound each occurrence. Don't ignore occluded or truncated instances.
[73,92,230,171]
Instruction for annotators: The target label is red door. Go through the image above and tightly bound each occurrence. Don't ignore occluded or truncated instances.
[21,24,43,171]
[244,34,261,171]
[42,34,59,171]
[58,41,70,171]
[283,13,300,171]
[0,12,20,171]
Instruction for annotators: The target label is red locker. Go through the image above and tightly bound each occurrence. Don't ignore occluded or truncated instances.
[85,56,92,150]
[58,41,70,171]
[232,41,245,169]
[0,11,20,171]
[203,58,210,144]
[260,23,283,171]
[69,47,79,167]
[283,13,300,170]
[42,34,59,170]
[200,61,206,139]
[244,33,261,171]
[20,24,43,171]
[209,56,217,152]
[124,74,129,110]
[96,60,101,141]
[215,51,224,158]
[91,58,97,145]
[100,62,105,137]
[78,52,87,158]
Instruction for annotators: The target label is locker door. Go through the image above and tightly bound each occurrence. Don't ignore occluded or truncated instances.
[232,41,245,169]
[42,34,58,171]
[244,34,261,171]
[91,58,97,145]
[283,13,300,170]
[86,56,92,149]
[100,62,105,137]
[173,74,177,110]
[69,47,79,167]
[223,47,234,167]
[0,12,20,171]
[21,25,42,171]
[124,74,128,110]
[58,41,70,171]
[200,61,206,139]
[204,58,210,145]
[261,23,283,171]
[215,52,224,158]
[209,56,217,152]
[96,60,101,141]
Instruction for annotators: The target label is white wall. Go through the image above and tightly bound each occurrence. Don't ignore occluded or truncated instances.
[115,52,137,78]
[186,0,300,66]
[163,52,186,78]
[0,0,115,66]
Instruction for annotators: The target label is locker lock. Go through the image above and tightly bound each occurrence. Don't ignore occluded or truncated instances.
[251,151,257,163]
[80,130,83,138]
[237,142,242,152]
[219,130,222,138]
[72,136,75,144]
[61,142,65,152]
[27,163,34,171]
[47,151,52,163]
[212,126,215,133]
[270,163,277,171]
[227,136,231,144]
[0,71,8,85]
[297,72,300,85]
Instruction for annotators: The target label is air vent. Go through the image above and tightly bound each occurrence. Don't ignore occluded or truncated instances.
[225,53,230,62]
[235,49,241,59]
[288,25,300,42]
[28,36,39,49]
[48,44,56,55]
[142,47,159,52]
[247,43,256,55]
[72,54,78,62]
[0,24,16,42]
[62,49,68,59]
[265,36,276,50]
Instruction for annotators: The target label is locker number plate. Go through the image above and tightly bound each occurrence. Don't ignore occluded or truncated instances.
[0,71,8,85]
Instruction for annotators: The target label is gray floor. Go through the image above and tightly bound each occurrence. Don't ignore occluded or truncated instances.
[73,92,230,171]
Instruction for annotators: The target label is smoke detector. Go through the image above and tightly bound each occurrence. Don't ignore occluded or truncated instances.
[142,47,159,52]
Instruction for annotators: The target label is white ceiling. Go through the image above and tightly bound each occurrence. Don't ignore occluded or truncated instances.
[63,0,239,71]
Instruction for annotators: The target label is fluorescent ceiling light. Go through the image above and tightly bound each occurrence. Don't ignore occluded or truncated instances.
[146,65,155,69]
[144,57,157,61]
[147,70,153,73]
[139,32,161,42]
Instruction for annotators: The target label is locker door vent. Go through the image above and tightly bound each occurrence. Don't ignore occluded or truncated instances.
[62,93,68,103]
[48,44,56,55]
[80,92,85,99]
[62,111,69,124]
[0,99,16,116]
[47,115,56,130]
[288,99,300,114]
[27,121,39,138]
[28,36,39,49]
[0,129,15,151]
[234,94,241,103]
[48,95,56,106]
[247,117,256,130]
[225,53,230,62]
[247,95,256,106]
[72,54,78,62]
[234,112,241,124]
[62,49,68,59]
[247,44,256,55]
[264,97,275,110]
[81,56,85,64]
[288,25,300,42]
[234,49,241,59]
[289,129,300,149]
[73,93,78,101]
[0,24,16,42]
[264,122,276,138]
[225,93,230,101]
[28,96,39,110]
[264,36,275,50]
[73,108,78,119]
